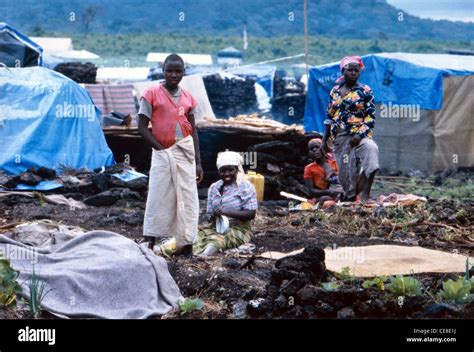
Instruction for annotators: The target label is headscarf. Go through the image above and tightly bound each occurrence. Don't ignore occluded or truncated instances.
[336,56,365,83]
[308,137,334,159]
[308,138,322,146]
[216,151,246,185]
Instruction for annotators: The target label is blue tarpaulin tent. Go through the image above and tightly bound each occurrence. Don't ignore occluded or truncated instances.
[0,66,115,175]
[304,53,474,172]
[0,22,43,67]
[304,53,474,132]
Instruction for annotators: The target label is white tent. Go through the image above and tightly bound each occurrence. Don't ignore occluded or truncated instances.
[30,37,72,55]
[52,49,99,60]
[96,67,149,82]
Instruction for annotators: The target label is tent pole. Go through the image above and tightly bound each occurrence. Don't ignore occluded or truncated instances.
[304,0,309,76]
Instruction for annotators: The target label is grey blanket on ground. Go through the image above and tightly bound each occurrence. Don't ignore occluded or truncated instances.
[0,230,183,319]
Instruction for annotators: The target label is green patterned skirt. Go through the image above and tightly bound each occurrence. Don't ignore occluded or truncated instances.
[193,221,252,255]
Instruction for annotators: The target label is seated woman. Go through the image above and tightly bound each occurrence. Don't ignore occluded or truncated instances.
[160,151,258,257]
[304,138,341,206]
[194,151,258,256]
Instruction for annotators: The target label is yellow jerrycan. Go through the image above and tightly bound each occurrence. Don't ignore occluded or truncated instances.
[246,171,264,203]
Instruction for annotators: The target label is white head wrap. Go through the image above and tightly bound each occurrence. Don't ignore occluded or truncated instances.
[216,151,246,185]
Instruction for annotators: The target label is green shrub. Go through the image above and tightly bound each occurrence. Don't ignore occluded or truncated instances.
[0,256,22,306]
[386,275,423,297]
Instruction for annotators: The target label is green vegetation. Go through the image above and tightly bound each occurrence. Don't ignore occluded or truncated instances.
[178,298,205,315]
[335,266,354,281]
[0,256,22,306]
[362,275,389,291]
[28,265,50,319]
[374,176,474,201]
[5,0,473,41]
[63,34,474,68]
[321,281,342,291]
[386,275,423,297]
[437,277,472,304]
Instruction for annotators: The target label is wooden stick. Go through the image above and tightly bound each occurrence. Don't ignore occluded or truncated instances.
[0,222,22,230]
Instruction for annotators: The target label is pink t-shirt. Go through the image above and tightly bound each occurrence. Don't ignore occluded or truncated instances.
[141,84,197,148]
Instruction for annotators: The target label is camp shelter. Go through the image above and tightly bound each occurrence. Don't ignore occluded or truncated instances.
[0,22,42,67]
[304,53,474,172]
[217,46,243,67]
[0,66,115,175]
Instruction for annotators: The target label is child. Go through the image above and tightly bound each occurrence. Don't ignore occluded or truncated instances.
[304,138,340,206]
[138,54,203,256]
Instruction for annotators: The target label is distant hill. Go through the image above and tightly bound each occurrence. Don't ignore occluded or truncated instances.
[2,0,473,41]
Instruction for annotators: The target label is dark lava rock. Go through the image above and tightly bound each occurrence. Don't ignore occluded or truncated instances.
[337,307,356,319]
[34,166,56,179]
[274,246,326,285]
[222,258,242,270]
[118,212,143,226]
[84,188,142,206]
[280,278,305,296]
[247,298,273,317]
[127,177,149,192]
[92,174,109,193]
[296,285,319,303]
[414,303,462,319]
[84,191,119,206]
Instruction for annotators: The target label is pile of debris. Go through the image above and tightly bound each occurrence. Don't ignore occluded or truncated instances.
[54,62,97,84]
[1,166,56,189]
[247,246,328,318]
[0,164,148,207]
[197,113,314,198]
[271,76,306,124]
[203,74,257,118]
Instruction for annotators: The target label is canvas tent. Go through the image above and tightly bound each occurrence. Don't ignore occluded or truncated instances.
[304,53,474,172]
[0,66,115,175]
[0,22,42,67]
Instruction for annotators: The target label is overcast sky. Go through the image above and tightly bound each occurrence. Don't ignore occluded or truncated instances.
[387,0,474,22]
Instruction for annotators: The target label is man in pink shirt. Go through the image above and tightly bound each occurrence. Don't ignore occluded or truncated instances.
[138,54,203,256]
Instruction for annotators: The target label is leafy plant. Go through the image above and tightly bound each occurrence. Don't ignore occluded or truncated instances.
[386,275,423,297]
[362,275,389,291]
[321,281,341,291]
[178,298,204,315]
[33,192,47,207]
[437,277,472,304]
[29,265,50,319]
[465,258,472,281]
[0,255,22,306]
[336,266,353,281]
